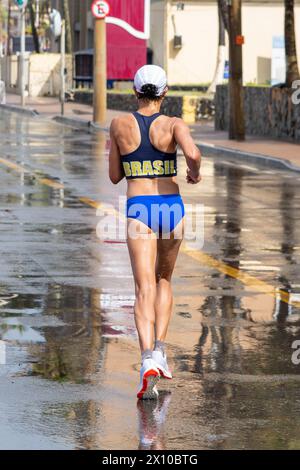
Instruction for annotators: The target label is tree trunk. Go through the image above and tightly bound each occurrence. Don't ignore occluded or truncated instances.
[7,0,11,55]
[208,5,226,94]
[29,0,40,53]
[228,0,245,140]
[62,0,72,54]
[284,0,300,87]
[43,0,51,15]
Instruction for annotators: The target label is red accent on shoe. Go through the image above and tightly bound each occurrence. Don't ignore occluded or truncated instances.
[157,367,172,380]
[137,369,159,399]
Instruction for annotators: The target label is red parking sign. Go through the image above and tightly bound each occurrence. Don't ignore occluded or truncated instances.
[91,0,110,19]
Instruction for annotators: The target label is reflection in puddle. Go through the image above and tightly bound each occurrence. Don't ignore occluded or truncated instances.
[100,293,136,338]
[0,293,42,316]
[0,294,18,307]
[0,286,136,383]
[1,281,300,388]
[137,392,172,450]
[0,319,45,343]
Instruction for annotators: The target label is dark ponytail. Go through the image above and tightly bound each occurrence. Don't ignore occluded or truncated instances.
[137,83,161,101]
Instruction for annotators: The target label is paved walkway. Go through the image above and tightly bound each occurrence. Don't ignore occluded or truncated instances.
[3,92,300,170]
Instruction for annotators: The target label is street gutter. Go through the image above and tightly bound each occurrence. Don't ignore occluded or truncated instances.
[0,103,39,117]
[52,116,109,133]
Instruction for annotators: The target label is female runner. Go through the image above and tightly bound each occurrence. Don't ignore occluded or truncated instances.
[109,65,201,399]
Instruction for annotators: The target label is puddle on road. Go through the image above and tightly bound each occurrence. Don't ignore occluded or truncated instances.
[0,286,137,381]
[0,282,300,449]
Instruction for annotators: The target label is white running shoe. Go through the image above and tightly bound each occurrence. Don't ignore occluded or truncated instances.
[137,358,160,400]
[152,350,172,380]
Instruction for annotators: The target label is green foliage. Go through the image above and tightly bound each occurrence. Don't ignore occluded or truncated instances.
[245,82,271,88]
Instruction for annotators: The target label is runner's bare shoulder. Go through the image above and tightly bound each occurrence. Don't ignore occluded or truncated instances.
[110,113,134,136]
[111,113,136,134]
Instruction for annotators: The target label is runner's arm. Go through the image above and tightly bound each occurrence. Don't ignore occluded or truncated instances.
[173,118,202,184]
[109,119,125,184]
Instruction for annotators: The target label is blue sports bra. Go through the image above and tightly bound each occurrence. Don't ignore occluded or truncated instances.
[121,112,177,180]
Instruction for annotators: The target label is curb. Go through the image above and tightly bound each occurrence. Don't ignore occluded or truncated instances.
[52,116,110,133]
[0,103,39,117]
[52,115,91,130]
[197,141,300,173]
[89,121,109,133]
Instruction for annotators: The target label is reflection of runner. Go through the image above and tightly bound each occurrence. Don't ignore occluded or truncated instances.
[109,65,201,399]
[137,391,172,450]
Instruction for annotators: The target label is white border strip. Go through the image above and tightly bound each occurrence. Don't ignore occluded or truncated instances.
[106,0,150,40]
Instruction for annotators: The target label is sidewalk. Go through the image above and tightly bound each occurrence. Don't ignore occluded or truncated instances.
[191,123,300,171]
[2,92,300,172]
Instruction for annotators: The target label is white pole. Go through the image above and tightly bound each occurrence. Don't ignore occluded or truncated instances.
[20,5,26,106]
[35,0,39,28]
[60,19,65,115]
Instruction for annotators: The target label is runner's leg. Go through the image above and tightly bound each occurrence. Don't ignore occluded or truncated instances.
[127,218,157,352]
[155,220,184,341]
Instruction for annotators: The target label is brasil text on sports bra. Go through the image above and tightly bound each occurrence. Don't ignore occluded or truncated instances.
[121,112,177,179]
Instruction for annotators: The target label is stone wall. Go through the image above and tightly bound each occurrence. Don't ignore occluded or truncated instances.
[74,90,215,122]
[75,91,184,117]
[215,85,300,141]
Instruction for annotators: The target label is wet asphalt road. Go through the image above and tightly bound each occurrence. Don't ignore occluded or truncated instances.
[0,110,300,450]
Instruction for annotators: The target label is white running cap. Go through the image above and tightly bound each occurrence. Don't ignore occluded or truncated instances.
[134,65,167,96]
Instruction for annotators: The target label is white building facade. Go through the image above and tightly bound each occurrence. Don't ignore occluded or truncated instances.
[150,0,300,85]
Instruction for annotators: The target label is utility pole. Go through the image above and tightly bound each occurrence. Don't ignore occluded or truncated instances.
[60,19,65,115]
[228,0,245,141]
[91,1,109,125]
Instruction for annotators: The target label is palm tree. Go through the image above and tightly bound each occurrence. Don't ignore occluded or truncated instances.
[284,0,300,87]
